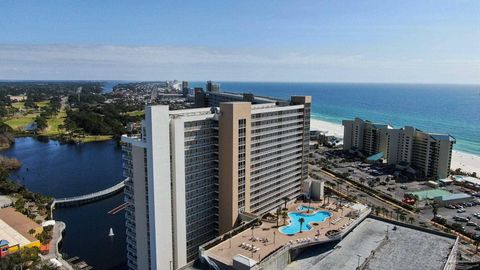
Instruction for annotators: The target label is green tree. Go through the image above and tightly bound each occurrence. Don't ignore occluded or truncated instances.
[299,217,305,233]
[432,202,439,217]
[282,211,288,225]
[282,197,289,210]
[276,207,281,228]
[35,116,48,130]
[408,216,414,224]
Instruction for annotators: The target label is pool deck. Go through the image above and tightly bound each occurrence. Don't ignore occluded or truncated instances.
[205,202,360,267]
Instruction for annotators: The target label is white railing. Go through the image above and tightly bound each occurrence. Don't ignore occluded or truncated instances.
[54,179,127,206]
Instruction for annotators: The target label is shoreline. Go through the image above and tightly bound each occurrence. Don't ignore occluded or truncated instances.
[310,117,480,175]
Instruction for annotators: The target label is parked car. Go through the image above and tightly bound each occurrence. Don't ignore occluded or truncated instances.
[467,221,477,227]
[454,216,470,222]
[458,208,466,213]
[446,205,456,209]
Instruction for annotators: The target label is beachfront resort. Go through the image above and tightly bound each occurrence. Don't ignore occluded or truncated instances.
[122,88,313,270]
[343,117,455,179]
[121,87,467,270]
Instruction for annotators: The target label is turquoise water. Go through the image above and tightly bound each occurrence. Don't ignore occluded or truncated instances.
[279,211,332,235]
[297,205,316,212]
[191,82,480,156]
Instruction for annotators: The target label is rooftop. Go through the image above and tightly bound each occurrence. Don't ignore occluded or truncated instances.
[0,207,40,247]
[291,218,457,270]
[429,133,456,142]
[204,201,367,267]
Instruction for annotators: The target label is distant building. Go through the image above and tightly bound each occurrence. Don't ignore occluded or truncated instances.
[122,94,311,269]
[182,81,189,97]
[194,87,207,107]
[194,89,282,109]
[0,207,43,258]
[206,80,220,93]
[7,95,26,102]
[342,118,455,179]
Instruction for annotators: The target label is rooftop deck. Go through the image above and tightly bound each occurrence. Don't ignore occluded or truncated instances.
[293,218,458,270]
[205,201,367,267]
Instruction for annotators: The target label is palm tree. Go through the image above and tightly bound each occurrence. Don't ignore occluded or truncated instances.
[299,217,305,233]
[307,199,312,213]
[408,216,414,224]
[282,197,290,210]
[394,209,401,220]
[282,211,288,225]
[432,202,439,218]
[360,178,366,186]
[276,207,281,227]
[381,207,387,217]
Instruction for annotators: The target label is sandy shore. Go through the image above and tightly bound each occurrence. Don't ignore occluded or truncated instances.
[310,118,480,174]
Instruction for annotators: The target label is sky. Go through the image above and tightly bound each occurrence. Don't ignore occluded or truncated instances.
[0,0,479,83]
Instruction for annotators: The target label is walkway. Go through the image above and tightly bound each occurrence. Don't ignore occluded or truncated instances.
[41,221,74,270]
[53,179,126,208]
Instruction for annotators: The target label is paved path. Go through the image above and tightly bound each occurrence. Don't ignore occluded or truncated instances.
[42,221,74,270]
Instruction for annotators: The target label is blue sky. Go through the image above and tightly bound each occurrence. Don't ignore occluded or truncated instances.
[1,0,479,83]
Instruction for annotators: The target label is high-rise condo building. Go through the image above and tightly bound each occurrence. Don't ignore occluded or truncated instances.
[206,80,220,93]
[122,91,311,270]
[182,81,189,97]
[342,118,455,179]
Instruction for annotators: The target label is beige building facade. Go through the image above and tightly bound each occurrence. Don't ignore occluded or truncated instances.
[122,93,311,269]
[343,118,455,179]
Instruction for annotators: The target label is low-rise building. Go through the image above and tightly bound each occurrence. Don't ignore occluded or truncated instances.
[0,207,42,257]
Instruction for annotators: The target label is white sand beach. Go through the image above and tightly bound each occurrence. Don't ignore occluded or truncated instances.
[310,118,480,174]
[310,118,344,138]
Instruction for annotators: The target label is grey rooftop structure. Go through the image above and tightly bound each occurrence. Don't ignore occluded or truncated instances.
[288,218,458,270]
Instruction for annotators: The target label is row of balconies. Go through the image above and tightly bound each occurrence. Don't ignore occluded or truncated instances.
[251,136,303,153]
[250,158,302,179]
[251,152,303,172]
[251,184,302,213]
[250,168,302,192]
[251,124,303,141]
[250,175,301,202]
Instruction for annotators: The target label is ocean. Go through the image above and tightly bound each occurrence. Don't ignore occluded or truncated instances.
[191,82,480,156]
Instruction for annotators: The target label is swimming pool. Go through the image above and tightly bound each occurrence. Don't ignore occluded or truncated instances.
[279,210,332,235]
[297,205,316,212]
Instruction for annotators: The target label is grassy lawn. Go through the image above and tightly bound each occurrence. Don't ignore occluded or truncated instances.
[11,102,25,110]
[4,114,36,130]
[35,101,49,107]
[3,102,115,143]
[80,135,113,142]
[126,110,144,117]
[39,110,66,136]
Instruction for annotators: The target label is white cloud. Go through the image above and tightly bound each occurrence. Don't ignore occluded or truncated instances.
[0,44,478,84]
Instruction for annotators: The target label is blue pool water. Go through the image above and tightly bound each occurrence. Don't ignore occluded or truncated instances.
[297,205,316,212]
[279,211,332,235]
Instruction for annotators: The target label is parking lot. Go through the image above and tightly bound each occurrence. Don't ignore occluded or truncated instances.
[432,203,480,236]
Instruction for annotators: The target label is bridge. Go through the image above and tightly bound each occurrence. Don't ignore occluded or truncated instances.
[52,179,127,208]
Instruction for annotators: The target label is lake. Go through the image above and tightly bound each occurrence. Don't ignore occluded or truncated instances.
[0,137,127,270]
